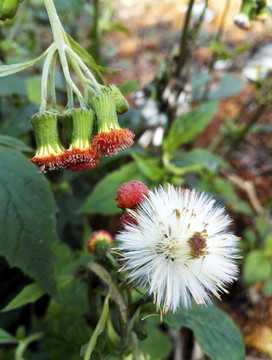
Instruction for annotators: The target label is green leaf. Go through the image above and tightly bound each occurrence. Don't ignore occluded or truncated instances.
[0,135,32,152]
[131,154,164,181]
[27,76,42,104]
[0,48,49,77]
[243,250,272,285]
[213,177,253,215]
[0,146,59,297]
[108,23,130,35]
[0,75,27,96]
[139,323,173,360]
[162,101,218,153]
[0,328,17,345]
[66,34,119,84]
[79,162,147,215]
[164,305,245,360]
[263,275,272,296]
[207,75,244,101]
[173,148,229,173]
[1,283,46,312]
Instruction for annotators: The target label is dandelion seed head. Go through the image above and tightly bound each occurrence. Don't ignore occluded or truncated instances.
[116,185,240,314]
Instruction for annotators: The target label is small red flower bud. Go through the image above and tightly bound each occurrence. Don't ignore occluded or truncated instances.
[87,230,113,254]
[120,212,138,227]
[114,180,149,209]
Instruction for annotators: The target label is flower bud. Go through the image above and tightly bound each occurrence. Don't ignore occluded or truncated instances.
[59,110,73,145]
[114,180,149,209]
[233,0,262,30]
[90,93,134,156]
[87,230,114,257]
[102,84,129,114]
[0,0,21,20]
[64,108,99,171]
[30,111,65,172]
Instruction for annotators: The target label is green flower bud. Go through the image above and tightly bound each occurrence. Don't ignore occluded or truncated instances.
[58,110,73,145]
[0,0,21,21]
[64,108,99,171]
[102,84,129,114]
[30,111,65,172]
[90,93,134,156]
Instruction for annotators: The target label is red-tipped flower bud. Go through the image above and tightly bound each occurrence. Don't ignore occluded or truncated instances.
[87,230,113,256]
[114,180,149,209]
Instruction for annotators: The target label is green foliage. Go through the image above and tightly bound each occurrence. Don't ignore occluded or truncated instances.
[79,162,148,215]
[164,305,245,360]
[243,250,272,285]
[1,283,46,312]
[0,145,59,296]
[139,322,173,360]
[163,101,218,153]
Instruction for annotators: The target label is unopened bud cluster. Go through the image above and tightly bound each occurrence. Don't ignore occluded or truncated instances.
[30,85,134,172]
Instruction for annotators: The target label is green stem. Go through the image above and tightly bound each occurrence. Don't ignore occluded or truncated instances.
[175,0,195,76]
[43,0,85,106]
[84,294,110,360]
[40,45,57,112]
[15,333,43,360]
[49,50,58,109]
[131,332,139,360]
[66,80,74,109]
[191,0,208,43]
[224,104,266,158]
[92,0,100,62]
[65,45,102,94]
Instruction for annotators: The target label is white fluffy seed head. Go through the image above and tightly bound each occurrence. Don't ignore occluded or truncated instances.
[116,185,240,314]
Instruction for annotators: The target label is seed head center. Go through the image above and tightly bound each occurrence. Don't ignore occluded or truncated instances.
[188,231,207,259]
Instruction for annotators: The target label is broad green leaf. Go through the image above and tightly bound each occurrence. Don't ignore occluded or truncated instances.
[263,275,272,296]
[131,154,164,181]
[243,250,272,285]
[0,46,50,77]
[162,101,217,153]
[0,135,32,152]
[173,148,229,173]
[79,162,147,215]
[0,75,27,96]
[1,283,46,312]
[0,328,16,345]
[139,324,173,360]
[0,101,37,137]
[207,75,244,101]
[0,146,59,296]
[164,305,245,360]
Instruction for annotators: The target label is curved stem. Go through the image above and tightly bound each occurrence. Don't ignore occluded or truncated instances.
[67,54,96,95]
[49,50,58,109]
[64,45,102,94]
[84,294,110,360]
[44,0,85,106]
[40,45,57,112]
